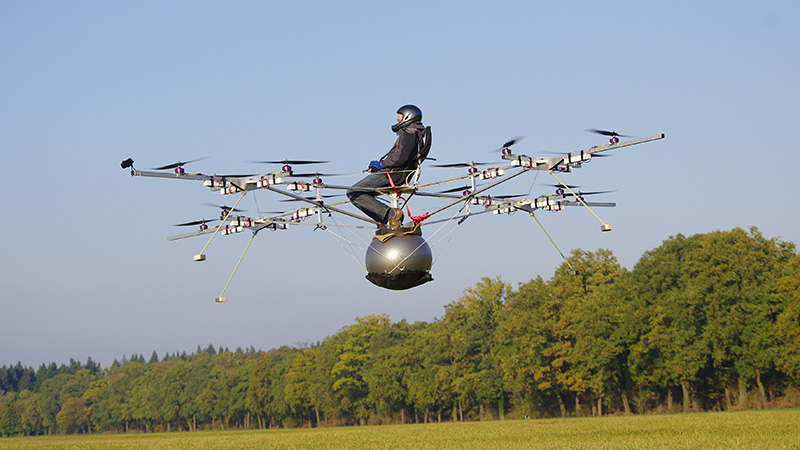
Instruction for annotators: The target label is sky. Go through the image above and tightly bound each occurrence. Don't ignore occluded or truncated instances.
[2,1,798,368]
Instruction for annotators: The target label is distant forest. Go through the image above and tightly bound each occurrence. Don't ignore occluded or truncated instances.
[2,227,800,436]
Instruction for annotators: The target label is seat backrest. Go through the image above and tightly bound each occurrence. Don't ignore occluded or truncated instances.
[405,126,432,186]
[419,126,432,163]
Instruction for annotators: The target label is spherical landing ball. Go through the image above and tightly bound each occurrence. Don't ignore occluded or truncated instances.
[365,234,433,290]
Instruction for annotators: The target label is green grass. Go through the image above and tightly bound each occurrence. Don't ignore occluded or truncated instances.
[2,409,800,450]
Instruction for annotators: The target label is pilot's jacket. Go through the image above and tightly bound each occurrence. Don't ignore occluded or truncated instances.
[381,121,426,185]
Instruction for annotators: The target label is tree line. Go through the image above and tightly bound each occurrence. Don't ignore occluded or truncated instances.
[1,227,799,436]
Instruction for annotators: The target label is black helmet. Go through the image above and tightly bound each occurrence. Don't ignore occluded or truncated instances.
[392,104,422,132]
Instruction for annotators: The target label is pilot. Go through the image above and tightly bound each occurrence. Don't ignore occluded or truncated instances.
[347,105,426,229]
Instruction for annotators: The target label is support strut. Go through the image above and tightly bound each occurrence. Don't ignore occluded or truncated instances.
[549,171,612,232]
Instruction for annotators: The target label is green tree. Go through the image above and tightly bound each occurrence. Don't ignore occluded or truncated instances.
[546,250,626,416]
[264,348,294,427]
[36,373,71,434]
[56,397,89,434]
[246,352,274,429]
[229,358,253,429]
[498,276,572,417]
[83,377,115,432]
[403,323,445,423]
[114,361,153,432]
[308,337,340,425]
[16,390,42,436]
[150,359,189,431]
[776,253,800,381]
[331,314,390,424]
[572,272,638,415]
[285,347,319,426]
[442,277,508,420]
[0,392,20,437]
[630,228,794,412]
[181,353,213,431]
[364,321,413,423]
[629,233,708,412]
[696,228,791,408]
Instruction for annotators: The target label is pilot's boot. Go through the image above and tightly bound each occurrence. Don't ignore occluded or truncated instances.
[387,208,404,229]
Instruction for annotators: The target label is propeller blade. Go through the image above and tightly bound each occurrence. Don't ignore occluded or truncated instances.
[502,136,524,148]
[545,183,582,189]
[213,174,257,178]
[543,150,610,158]
[152,158,207,170]
[287,172,349,178]
[586,129,631,138]
[174,218,218,227]
[563,190,616,197]
[565,201,616,207]
[490,136,525,152]
[278,194,343,202]
[492,194,527,199]
[431,162,493,168]
[203,203,245,212]
[249,159,330,165]
[437,185,473,194]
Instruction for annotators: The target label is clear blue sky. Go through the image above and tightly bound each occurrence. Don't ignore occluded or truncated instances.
[2,1,798,368]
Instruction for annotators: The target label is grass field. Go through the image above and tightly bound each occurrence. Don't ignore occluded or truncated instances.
[1,409,799,450]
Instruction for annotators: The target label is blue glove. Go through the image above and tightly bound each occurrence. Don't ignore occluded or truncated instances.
[368,160,383,172]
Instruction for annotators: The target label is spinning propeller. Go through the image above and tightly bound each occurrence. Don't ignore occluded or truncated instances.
[493,137,525,155]
[287,172,349,179]
[152,158,207,172]
[249,159,330,175]
[488,194,527,200]
[203,203,244,212]
[203,203,245,219]
[546,183,581,190]
[544,183,614,196]
[586,129,631,145]
[175,218,218,230]
[586,129,630,138]
[252,159,330,165]
[437,185,475,194]
[431,161,493,168]
[562,190,615,198]
[211,173,258,178]
[279,194,343,202]
[432,160,497,176]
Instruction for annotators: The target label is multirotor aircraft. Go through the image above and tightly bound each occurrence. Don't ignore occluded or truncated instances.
[120,129,665,301]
